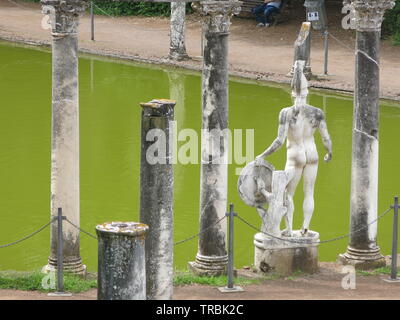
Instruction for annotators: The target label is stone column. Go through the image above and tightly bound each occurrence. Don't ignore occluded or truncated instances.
[289,22,312,80]
[140,99,176,300]
[97,222,148,300]
[339,0,395,269]
[42,0,87,275]
[189,1,241,276]
[169,2,189,60]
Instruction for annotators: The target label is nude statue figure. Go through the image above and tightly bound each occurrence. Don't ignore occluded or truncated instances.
[255,60,333,236]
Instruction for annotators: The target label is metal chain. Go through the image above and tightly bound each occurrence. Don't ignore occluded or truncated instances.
[0,206,391,249]
[92,2,116,19]
[236,207,393,245]
[64,218,98,240]
[328,32,354,52]
[65,213,227,245]
[174,215,227,246]
[0,217,56,249]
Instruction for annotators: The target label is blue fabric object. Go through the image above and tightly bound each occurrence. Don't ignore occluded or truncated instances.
[268,1,281,9]
[251,4,280,25]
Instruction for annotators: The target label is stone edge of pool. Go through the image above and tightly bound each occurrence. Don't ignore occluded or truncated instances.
[1,34,399,104]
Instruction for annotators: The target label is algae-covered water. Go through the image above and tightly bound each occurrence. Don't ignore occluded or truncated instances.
[0,41,399,272]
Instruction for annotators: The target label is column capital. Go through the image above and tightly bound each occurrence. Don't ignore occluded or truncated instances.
[41,0,88,36]
[194,1,242,33]
[343,0,395,31]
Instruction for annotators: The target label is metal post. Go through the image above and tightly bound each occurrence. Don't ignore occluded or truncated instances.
[201,24,204,58]
[218,204,243,293]
[91,1,94,41]
[48,208,72,297]
[385,197,400,282]
[57,208,64,292]
[323,29,328,76]
[391,197,399,280]
[227,203,234,288]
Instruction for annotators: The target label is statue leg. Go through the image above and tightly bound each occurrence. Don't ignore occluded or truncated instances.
[301,162,318,235]
[282,167,302,236]
[256,206,268,233]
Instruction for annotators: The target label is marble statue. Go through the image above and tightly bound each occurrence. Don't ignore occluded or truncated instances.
[255,60,332,237]
[238,60,332,240]
[237,60,332,275]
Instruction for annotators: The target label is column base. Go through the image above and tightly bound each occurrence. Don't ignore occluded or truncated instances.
[254,231,319,276]
[44,256,86,276]
[188,254,228,276]
[338,246,386,270]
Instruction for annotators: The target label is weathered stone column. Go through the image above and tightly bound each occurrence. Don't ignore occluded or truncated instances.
[170,2,189,60]
[289,22,312,80]
[188,1,241,276]
[140,99,176,300]
[97,222,148,300]
[42,0,88,275]
[339,0,395,269]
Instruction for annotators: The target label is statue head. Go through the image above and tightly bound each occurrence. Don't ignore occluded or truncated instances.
[291,60,309,100]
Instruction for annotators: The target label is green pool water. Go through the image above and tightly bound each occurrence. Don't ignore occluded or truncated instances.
[0,41,399,272]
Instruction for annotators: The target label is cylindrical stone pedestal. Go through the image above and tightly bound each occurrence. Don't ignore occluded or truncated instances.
[97,222,148,300]
[254,231,319,276]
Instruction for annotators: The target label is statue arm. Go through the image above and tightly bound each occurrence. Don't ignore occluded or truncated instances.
[257,109,288,160]
[319,116,332,162]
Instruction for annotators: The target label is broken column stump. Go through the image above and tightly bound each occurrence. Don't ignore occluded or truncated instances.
[97,222,148,300]
[140,99,176,300]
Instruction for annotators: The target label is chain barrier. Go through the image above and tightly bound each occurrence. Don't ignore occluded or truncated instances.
[236,207,393,245]
[174,215,227,246]
[64,218,98,240]
[0,206,392,249]
[328,32,380,67]
[92,3,116,19]
[0,217,56,249]
[328,32,354,52]
[65,214,226,246]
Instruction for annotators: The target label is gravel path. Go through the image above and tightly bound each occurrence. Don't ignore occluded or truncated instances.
[1,263,400,300]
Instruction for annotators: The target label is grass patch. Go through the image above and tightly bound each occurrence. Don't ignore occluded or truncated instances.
[0,269,279,292]
[284,270,308,280]
[173,271,277,286]
[356,266,395,276]
[0,271,97,293]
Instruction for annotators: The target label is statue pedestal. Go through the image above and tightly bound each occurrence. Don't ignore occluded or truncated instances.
[254,230,319,276]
